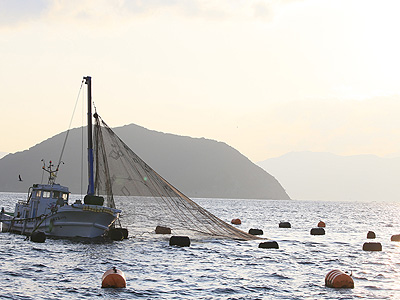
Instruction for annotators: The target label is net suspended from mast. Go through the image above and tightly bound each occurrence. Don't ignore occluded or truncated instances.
[93,114,259,241]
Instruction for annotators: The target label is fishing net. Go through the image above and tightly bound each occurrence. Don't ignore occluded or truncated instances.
[93,114,259,240]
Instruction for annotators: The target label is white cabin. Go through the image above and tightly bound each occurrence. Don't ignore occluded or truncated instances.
[15,184,69,219]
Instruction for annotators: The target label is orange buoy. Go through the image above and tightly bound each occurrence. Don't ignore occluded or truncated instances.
[231,218,241,225]
[325,270,354,288]
[101,267,126,288]
[318,221,326,228]
[367,231,376,239]
[391,234,400,241]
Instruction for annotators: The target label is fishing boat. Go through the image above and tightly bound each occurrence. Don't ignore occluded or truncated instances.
[0,76,121,238]
[1,76,260,241]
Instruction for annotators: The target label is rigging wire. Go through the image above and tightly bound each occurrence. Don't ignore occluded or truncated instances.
[56,79,85,172]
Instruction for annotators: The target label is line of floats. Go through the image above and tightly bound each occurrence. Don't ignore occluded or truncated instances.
[153,219,400,290]
[17,219,400,290]
[230,218,400,289]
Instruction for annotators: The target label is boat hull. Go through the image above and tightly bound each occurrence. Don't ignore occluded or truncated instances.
[1,204,120,238]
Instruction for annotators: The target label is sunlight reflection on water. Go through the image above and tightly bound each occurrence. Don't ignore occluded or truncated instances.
[0,193,400,299]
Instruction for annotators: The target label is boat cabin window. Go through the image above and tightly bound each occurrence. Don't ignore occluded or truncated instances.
[53,191,60,199]
[43,191,51,198]
[36,190,41,198]
[62,193,68,201]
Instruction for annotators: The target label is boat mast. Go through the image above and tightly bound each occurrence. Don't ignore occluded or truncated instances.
[84,76,95,195]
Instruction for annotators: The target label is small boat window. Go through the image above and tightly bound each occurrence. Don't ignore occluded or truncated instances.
[36,190,41,197]
[53,191,60,199]
[62,193,68,201]
[43,191,51,198]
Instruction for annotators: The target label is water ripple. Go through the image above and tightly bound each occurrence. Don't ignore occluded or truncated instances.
[1,195,400,299]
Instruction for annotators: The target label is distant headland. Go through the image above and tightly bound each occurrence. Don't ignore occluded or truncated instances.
[0,124,290,200]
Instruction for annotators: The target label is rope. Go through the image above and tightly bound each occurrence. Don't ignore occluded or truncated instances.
[0,212,52,236]
[30,213,52,235]
[57,79,85,171]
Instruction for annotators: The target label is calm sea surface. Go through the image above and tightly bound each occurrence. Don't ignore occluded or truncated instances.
[0,192,400,299]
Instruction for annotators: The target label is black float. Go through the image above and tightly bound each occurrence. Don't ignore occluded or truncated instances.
[363,242,382,251]
[119,228,129,239]
[155,226,172,234]
[30,231,46,243]
[169,236,191,247]
[108,228,124,241]
[248,228,263,235]
[279,222,291,228]
[258,241,279,249]
[310,227,325,235]
[83,195,105,206]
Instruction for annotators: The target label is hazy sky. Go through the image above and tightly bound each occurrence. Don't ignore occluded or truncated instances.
[1,0,400,162]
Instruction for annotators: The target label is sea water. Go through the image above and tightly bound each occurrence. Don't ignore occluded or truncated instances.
[0,192,399,299]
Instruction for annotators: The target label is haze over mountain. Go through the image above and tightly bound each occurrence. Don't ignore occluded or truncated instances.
[0,124,290,200]
[0,152,7,159]
[258,151,400,201]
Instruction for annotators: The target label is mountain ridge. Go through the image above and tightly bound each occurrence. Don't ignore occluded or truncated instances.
[0,124,290,200]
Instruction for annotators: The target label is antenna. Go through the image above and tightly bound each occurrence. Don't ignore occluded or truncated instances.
[42,159,58,185]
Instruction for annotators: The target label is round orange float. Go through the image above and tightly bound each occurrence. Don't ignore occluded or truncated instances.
[231,218,241,225]
[325,270,354,288]
[391,234,400,241]
[101,267,126,288]
[318,221,326,228]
